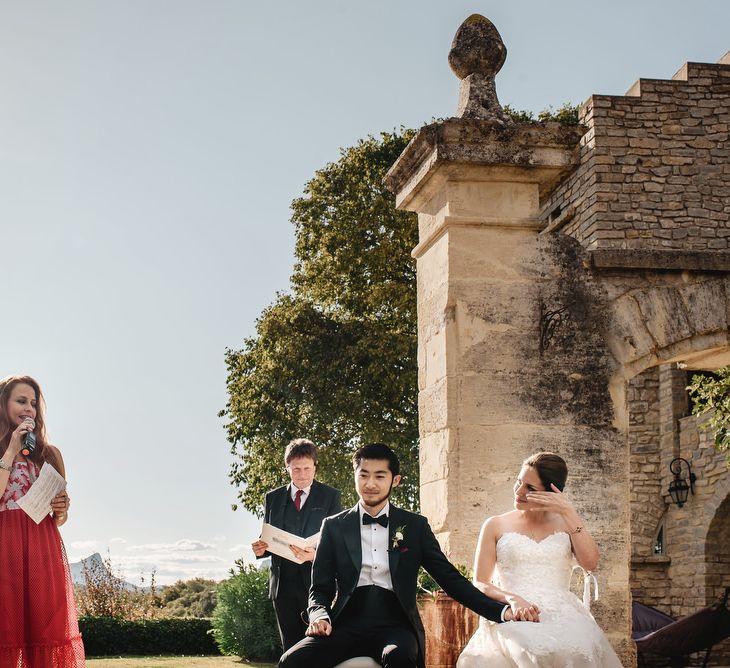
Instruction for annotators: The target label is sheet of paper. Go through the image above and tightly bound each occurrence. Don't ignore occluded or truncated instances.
[16,463,67,524]
[260,523,320,564]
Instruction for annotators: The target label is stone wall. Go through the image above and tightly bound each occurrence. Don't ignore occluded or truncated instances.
[627,364,730,664]
[543,57,730,252]
[387,18,730,665]
[628,368,664,566]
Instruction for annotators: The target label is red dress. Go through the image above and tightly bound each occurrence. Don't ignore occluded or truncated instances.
[0,460,85,667]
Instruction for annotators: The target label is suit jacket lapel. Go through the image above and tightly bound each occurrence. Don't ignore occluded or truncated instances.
[388,505,403,579]
[270,486,287,529]
[343,505,362,572]
[302,481,321,535]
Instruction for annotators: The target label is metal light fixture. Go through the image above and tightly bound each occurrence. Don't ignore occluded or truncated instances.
[668,457,696,507]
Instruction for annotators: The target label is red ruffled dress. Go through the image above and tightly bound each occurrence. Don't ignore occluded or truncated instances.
[0,460,85,667]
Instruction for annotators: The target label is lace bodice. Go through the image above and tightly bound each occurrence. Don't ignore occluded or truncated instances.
[495,531,575,598]
[458,530,624,667]
[0,460,38,512]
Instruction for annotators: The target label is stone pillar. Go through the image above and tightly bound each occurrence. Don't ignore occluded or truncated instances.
[387,118,588,539]
[385,15,633,664]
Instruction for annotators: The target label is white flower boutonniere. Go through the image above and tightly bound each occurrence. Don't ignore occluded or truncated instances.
[391,525,408,553]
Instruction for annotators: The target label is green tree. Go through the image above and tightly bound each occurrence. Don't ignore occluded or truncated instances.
[211,563,280,660]
[223,108,580,516]
[158,577,218,618]
[688,366,730,463]
[222,130,420,514]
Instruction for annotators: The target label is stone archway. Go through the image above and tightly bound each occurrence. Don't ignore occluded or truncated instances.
[706,492,730,606]
[705,491,730,663]
[385,14,730,666]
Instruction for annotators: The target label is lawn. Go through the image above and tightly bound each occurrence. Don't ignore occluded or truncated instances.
[86,657,275,668]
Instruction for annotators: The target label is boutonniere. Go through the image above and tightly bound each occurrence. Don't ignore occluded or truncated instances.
[391,525,408,553]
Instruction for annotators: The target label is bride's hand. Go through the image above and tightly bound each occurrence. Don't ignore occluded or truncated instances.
[506,594,540,622]
[525,484,574,516]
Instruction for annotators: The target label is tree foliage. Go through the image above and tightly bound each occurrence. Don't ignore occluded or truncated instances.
[222,130,420,514]
[210,563,280,660]
[688,366,730,463]
[158,577,218,618]
[223,107,582,516]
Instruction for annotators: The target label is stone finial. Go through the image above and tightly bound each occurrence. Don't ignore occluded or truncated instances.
[448,14,511,123]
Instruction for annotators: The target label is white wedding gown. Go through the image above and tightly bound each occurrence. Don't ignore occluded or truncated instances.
[457,532,623,667]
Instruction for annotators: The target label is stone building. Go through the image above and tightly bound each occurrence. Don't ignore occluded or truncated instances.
[385,15,730,666]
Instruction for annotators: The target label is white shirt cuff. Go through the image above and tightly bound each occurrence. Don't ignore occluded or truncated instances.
[501,605,510,622]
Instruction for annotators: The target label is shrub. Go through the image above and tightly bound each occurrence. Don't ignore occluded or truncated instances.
[79,616,219,656]
[74,553,160,620]
[503,102,580,126]
[211,562,280,661]
[159,578,218,618]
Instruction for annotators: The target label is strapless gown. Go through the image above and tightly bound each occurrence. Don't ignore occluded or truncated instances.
[457,531,623,667]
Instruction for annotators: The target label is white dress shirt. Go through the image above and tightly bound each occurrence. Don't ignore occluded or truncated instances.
[290,483,312,509]
[357,501,394,591]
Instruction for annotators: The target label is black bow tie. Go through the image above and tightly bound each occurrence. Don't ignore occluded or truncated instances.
[362,513,388,528]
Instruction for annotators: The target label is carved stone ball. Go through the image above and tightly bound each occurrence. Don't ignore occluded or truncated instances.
[448,14,507,80]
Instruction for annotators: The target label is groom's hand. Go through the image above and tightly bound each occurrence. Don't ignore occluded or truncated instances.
[306,619,332,636]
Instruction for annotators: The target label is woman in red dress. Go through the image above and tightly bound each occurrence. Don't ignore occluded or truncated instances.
[0,375,85,667]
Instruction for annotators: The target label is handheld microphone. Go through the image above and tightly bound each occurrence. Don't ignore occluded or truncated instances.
[21,419,36,456]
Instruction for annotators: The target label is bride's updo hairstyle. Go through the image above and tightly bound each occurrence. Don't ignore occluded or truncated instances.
[523,452,568,492]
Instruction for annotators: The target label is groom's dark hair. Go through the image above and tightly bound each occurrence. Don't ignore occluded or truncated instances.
[352,443,400,476]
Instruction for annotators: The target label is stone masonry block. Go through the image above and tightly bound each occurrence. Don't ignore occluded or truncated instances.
[632,287,693,349]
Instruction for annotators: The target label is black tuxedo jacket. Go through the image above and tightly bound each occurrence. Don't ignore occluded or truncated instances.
[308,503,505,667]
[261,480,342,600]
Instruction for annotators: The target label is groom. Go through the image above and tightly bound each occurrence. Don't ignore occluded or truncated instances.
[279,443,520,668]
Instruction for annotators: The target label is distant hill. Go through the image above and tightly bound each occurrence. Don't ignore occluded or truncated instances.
[69,552,137,591]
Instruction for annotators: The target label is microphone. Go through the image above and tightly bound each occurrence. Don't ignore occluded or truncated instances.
[21,419,36,456]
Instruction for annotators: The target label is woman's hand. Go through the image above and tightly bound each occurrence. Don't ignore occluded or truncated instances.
[528,484,599,571]
[505,593,541,622]
[51,491,70,525]
[8,418,34,459]
[526,484,575,516]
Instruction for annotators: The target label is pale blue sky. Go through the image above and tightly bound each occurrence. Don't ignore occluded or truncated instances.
[1,0,728,584]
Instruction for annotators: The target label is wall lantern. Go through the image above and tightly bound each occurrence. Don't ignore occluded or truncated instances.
[668,457,697,507]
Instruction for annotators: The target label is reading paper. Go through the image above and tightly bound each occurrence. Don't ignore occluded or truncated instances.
[16,463,67,524]
[260,523,319,564]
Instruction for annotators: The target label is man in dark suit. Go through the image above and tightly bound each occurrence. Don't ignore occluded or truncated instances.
[279,443,532,668]
[252,438,342,652]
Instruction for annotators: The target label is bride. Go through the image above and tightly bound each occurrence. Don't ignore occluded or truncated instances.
[457,452,623,667]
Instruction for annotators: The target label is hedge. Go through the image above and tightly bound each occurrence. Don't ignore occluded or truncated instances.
[79,616,220,656]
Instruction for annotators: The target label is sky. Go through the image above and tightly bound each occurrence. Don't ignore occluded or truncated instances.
[1,0,729,586]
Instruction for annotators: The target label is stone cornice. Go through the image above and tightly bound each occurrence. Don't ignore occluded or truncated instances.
[590,249,730,272]
[384,118,585,211]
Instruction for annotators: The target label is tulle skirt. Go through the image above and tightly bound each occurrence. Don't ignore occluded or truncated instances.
[457,591,623,668]
[0,508,85,667]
